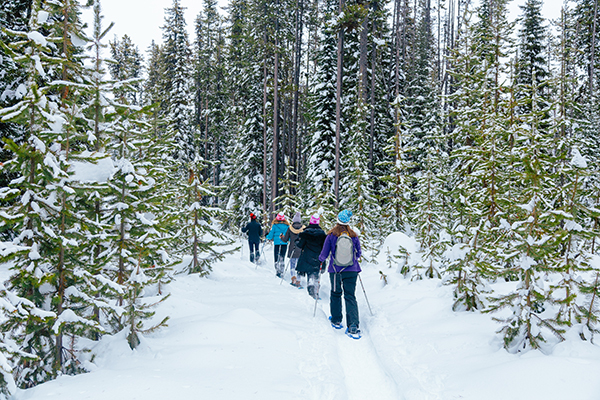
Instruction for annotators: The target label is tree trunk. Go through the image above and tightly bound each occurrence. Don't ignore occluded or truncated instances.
[272,0,280,218]
[292,0,304,176]
[591,0,598,94]
[335,0,346,206]
[369,17,377,173]
[262,34,268,220]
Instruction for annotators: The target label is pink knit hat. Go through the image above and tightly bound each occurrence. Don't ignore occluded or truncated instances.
[309,214,320,225]
[276,212,285,221]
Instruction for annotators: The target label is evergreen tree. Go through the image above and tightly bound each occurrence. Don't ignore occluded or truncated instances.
[0,0,31,200]
[488,78,565,352]
[109,35,143,106]
[161,0,195,163]
[221,0,272,229]
[194,0,227,190]
[0,0,107,383]
[514,0,550,121]
[445,0,514,310]
[101,101,171,348]
[302,0,339,223]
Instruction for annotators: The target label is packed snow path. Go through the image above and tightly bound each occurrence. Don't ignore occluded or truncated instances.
[10,239,600,400]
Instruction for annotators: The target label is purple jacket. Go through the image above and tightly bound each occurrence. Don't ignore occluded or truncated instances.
[318,234,362,273]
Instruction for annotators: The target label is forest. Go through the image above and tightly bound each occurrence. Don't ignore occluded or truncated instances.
[1,0,600,395]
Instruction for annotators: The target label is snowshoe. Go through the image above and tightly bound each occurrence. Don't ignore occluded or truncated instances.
[290,277,303,289]
[329,316,343,330]
[345,326,361,340]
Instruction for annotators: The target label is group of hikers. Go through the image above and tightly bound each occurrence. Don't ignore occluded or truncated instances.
[242,209,362,338]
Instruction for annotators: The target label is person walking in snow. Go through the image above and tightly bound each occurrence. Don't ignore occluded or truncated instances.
[296,214,327,299]
[281,212,305,287]
[266,212,289,277]
[241,213,263,264]
[319,209,362,338]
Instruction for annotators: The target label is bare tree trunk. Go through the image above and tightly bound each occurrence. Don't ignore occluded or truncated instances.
[369,18,377,172]
[360,14,369,102]
[335,0,346,206]
[263,54,268,220]
[292,0,304,175]
[272,0,280,218]
[591,0,598,94]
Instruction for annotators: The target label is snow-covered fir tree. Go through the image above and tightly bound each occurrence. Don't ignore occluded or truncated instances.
[0,0,107,384]
[302,0,339,224]
[100,101,171,348]
[0,0,31,195]
[445,0,514,310]
[194,0,227,191]
[109,34,143,106]
[161,0,196,163]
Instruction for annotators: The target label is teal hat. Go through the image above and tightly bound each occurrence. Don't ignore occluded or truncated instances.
[337,209,352,225]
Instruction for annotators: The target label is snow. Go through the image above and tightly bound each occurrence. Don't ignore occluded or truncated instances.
[5,234,600,400]
[69,32,87,48]
[37,11,49,25]
[31,55,46,78]
[571,148,588,169]
[70,156,115,183]
[27,31,47,47]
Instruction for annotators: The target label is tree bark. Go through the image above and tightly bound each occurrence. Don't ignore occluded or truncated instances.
[292,0,304,176]
[272,0,280,218]
[335,0,346,206]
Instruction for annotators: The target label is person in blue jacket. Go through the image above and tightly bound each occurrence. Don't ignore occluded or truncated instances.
[266,212,289,277]
[241,213,263,263]
[319,209,362,338]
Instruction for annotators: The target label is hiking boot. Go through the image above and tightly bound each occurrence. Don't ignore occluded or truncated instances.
[348,325,360,335]
[291,276,301,287]
[329,316,343,329]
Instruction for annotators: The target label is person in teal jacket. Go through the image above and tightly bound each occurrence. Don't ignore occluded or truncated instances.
[266,212,290,277]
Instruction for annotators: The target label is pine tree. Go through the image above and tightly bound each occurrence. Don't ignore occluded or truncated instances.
[194,0,227,190]
[0,0,109,383]
[109,35,143,106]
[274,156,301,218]
[445,0,514,310]
[488,77,565,352]
[161,0,195,163]
[221,0,272,229]
[514,0,550,124]
[101,101,171,348]
[302,0,339,223]
[0,0,31,199]
[379,94,412,235]
[552,5,600,341]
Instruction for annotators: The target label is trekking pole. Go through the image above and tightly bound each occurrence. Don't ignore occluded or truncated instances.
[358,274,374,316]
[313,274,320,317]
[279,258,291,285]
[256,241,265,270]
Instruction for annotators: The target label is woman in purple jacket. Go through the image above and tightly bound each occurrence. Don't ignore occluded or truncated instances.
[319,209,362,338]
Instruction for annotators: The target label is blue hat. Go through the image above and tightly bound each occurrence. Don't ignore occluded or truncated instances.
[337,209,352,225]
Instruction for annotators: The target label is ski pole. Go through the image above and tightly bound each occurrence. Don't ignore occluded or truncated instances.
[358,274,374,316]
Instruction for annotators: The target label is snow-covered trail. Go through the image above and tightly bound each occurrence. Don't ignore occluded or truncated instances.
[11,238,600,400]
[12,243,411,400]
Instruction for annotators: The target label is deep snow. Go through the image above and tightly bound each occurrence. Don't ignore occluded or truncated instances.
[4,235,600,400]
